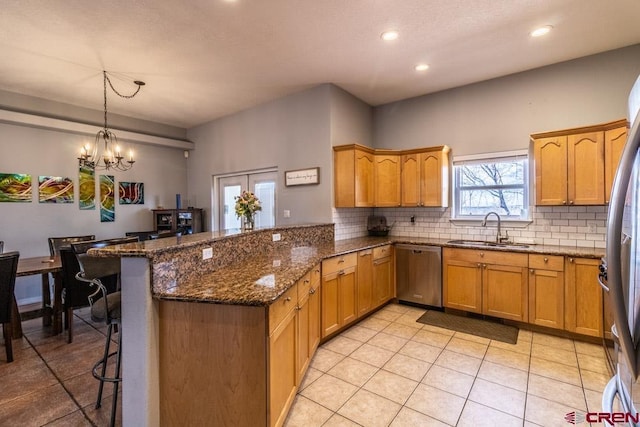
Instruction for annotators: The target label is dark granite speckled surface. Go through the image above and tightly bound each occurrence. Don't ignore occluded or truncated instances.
[90,226,604,307]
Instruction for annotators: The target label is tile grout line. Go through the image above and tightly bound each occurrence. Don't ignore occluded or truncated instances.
[24,314,104,427]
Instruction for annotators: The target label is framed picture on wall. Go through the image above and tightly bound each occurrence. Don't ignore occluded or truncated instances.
[285,167,319,186]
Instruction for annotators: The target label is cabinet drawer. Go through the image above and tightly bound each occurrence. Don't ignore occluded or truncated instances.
[529,254,564,271]
[322,253,357,276]
[373,245,392,260]
[443,247,527,267]
[269,284,298,334]
[297,272,312,300]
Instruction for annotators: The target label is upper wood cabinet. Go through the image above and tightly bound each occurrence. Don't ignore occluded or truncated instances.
[334,144,450,208]
[334,145,375,207]
[532,119,627,206]
[401,148,450,207]
[605,125,628,204]
[374,153,401,207]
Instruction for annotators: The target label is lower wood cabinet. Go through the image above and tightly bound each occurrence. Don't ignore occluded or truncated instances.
[372,245,393,308]
[528,254,565,330]
[269,307,297,427]
[443,248,528,321]
[565,257,603,337]
[357,249,374,316]
[321,253,357,338]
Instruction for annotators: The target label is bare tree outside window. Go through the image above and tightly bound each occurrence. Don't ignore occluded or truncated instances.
[454,156,528,219]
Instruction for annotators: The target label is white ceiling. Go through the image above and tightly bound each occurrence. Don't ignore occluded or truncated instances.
[2,0,640,129]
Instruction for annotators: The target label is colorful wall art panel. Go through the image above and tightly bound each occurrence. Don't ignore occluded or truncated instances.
[38,176,74,203]
[119,182,144,205]
[79,163,95,210]
[0,173,32,202]
[100,174,115,222]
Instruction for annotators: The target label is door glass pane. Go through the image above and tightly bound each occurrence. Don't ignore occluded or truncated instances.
[254,181,275,228]
[223,184,242,230]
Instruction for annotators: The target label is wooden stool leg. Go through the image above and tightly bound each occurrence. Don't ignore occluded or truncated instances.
[3,322,13,363]
[41,273,52,327]
[10,296,22,339]
[67,308,74,344]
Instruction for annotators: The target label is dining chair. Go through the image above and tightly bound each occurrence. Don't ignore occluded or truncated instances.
[0,251,20,363]
[71,236,137,427]
[48,235,96,257]
[125,231,158,240]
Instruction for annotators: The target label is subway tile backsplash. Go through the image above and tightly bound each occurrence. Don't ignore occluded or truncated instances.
[333,205,607,248]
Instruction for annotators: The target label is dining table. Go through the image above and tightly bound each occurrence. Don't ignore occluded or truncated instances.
[14,255,62,338]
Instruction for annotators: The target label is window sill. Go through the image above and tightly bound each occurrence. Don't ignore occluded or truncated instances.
[449,218,533,228]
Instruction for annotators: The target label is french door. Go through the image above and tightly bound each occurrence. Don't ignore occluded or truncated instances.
[218,171,277,231]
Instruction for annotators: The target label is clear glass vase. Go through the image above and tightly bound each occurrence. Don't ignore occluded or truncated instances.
[243,214,254,231]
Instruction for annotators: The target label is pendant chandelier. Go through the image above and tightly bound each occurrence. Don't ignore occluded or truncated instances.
[78,71,145,171]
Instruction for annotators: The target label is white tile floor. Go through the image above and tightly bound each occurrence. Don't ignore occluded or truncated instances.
[284,303,611,427]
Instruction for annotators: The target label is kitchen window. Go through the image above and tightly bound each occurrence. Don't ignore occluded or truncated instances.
[452,151,529,220]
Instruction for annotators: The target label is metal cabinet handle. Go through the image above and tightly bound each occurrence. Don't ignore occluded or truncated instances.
[544,257,548,263]
[480,252,484,257]
[309,288,316,295]
[338,258,345,263]
[483,264,487,269]
[530,269,535,274]
[285,297,292,302]
[569,258,574,263]
[338,270,345,275]
[562,200,566,205]
[304,279,310,284]
[476,263,481,268]
[569,200,574,205]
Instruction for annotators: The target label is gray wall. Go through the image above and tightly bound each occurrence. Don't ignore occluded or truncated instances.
[373,44,640,155]
[187,84,372,230]
[0,120,188,303]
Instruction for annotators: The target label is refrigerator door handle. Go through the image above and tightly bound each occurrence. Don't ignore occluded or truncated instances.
[602,375,619,414]
[606,108,640,378]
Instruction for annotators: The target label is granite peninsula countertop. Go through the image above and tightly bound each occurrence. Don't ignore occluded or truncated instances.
[90,230,605,307]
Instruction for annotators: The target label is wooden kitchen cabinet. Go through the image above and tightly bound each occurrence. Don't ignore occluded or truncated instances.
[528,254,565,330]
[374,153,401,207]
[532,119,626,206]
[605,124,628,204]
[308,265,322,355]
[401,147,450,207]
[372,245,394,308]
[333,145,375,207]
[565,257,603,338]
[443,248,483,313]
[357,249,374,316]
[334,144,450,208]
[153,208,203,234]
[321,253,357,338]
[269,305,297,427]
[443,248,528,321]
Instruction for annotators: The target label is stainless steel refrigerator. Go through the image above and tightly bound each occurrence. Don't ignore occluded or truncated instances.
[602,74,640,424]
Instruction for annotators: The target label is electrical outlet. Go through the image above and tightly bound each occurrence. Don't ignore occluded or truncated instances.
[272,233,281,242]
[273,259,281,267]
[202,247,213,260]
[283,210,290,218]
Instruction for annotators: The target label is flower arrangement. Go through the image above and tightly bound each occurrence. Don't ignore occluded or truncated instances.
[234,190,262,229]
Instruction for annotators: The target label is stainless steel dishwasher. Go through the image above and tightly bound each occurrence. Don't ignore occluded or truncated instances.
[395,244,442,307]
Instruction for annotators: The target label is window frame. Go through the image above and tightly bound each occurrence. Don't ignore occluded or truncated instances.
[451,150,530,222]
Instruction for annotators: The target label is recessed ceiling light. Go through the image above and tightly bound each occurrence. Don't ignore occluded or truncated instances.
[415,64,430,72]
[530,25,552,37]
[381,30,399,41]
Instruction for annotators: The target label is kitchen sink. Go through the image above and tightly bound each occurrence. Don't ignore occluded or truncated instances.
[447,239,531,249]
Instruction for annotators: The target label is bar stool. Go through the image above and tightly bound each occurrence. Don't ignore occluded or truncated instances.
[72,241,125,427]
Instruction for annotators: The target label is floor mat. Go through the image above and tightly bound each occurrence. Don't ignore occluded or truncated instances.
[416,311,519,344]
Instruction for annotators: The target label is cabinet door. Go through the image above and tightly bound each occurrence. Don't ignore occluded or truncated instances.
[605,126,628,204]
[482,264,528,322]
[420,151,445,207]
[443,258,482,313]
[296,292,310,385]
[154,210,176,232]
[374,154,401,207]
[355,149,375,207]
[372,256,393,307]
[401,153,420,206]
[528,268,564,329]
[321,272,340,337]
[339,266,358,327]
[565,257,603,337]
[567,131,605,205]
[357,249,374,316]
[269,308,297,427]
[308,277,321,355]
[534,136,568,205]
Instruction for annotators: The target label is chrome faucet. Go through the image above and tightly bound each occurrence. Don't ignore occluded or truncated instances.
[481,211,508,243]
